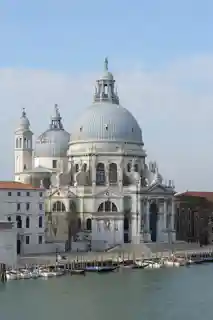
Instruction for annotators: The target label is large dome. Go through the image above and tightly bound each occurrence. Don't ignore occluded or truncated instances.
[71,58,143,145]
[34,105,70,158]
[71,102,142,144]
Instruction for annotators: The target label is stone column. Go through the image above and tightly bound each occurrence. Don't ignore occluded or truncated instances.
[144,199,151,242]
[91,155,96,191]
[164,199,167,231]
[170,199,176,242]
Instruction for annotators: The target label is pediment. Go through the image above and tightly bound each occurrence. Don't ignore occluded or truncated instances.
[48,187,76,198]
[147,183,169,194]
[95,187,123,199]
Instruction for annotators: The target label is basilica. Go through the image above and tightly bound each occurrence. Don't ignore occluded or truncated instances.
[14,59,176,251]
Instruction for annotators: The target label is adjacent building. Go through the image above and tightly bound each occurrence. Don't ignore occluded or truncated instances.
[14,59,176,251]
[175,191,213,245]
[0,181,45,256]
[0,221,17,266]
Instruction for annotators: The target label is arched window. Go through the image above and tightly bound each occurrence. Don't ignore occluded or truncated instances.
[26,216,30,228]
[16,138,19,148]
[24,137,27,148]
[134,163,138,172]
[98,201,118,212]
[39,216,43,228]
[19,138,22,148]
[16,215,22,228]
[52,201,66,212]
[109,163,117,184]
[83,163,87,172]
[75,164,79,172]
[86,218,92,231]
[127,163,131,172]
[96,163,105,185]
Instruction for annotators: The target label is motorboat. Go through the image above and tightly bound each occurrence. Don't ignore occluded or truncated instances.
[19,269,32,279]
[6,270,18,280]
[39,269,55,278]
[84,266,117,273]
[51,269,64,277]
[70,269,86,275]
[163,259,180,268]
[144,260,162,269]
[134,260,150,269]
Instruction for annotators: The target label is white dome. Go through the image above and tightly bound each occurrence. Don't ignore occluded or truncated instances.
[71,102,143,144]
[34,104,70,157]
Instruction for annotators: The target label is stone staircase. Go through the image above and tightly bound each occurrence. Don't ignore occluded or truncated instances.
[145,241,201,254]
[107,241,202,258]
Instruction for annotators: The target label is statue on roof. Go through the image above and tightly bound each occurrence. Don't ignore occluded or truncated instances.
[104,57,108,71]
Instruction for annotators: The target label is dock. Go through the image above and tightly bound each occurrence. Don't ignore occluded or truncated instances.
[16,242,213,268]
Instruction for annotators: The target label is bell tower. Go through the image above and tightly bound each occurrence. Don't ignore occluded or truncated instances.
[14,108,33,180]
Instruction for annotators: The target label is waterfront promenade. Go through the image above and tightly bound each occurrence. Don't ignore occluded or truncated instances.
[17,242,213,267]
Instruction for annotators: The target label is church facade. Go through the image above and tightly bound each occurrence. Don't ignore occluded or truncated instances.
[14,59,176,251]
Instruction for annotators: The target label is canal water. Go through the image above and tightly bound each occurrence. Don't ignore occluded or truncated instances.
[0,264,212,320]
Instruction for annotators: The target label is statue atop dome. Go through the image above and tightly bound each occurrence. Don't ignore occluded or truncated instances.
[104,57,108,71]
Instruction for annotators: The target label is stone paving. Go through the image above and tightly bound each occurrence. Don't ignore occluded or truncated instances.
[17,242,213,267]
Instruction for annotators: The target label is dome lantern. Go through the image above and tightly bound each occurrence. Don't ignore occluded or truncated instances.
[93,57,119,105]
[49,104,64,130]
[34,104,70,158]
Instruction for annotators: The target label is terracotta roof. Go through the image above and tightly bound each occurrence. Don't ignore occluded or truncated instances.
[175,191,213,202]
[0,181,43,190]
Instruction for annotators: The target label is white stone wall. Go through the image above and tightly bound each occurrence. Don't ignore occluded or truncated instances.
[0,228,17,267]
[91,216,123,247]
[34,156,68,173]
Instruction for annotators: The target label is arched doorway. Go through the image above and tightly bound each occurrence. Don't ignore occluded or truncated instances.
[86,218,92,231]
[150,202,158,242]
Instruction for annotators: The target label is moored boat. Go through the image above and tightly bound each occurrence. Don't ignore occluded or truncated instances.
[19,269,32,279]
[163,260,180,268]
[70,269,85,275]
[84,266,117,273]
[144,260,162,269]
[6,270,18,280]
[39,269,55,278]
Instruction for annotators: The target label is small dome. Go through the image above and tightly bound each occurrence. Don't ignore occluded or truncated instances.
[71,102,142,144]
[16,108,30,132]
[100,71,114,81]
[34,104,70,157]
[35,129,70,157]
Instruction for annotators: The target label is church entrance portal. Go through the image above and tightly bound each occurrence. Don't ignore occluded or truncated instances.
[150,202,158,242]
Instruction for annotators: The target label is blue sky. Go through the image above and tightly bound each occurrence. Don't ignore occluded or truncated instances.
[0,0,212,71]
[0,0,213,190]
